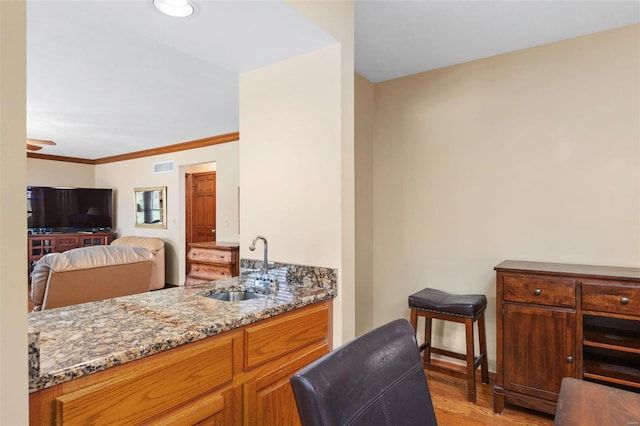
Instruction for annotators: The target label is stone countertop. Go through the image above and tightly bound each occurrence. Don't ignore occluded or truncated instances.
[28,271,336,393]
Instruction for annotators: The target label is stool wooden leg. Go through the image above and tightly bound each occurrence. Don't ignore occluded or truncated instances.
[478,311,489,385]
[465,317,476,403]
[410,308,418,332]
[423,317,432,364]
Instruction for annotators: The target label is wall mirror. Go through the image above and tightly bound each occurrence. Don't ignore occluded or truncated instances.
[134,186,167,228]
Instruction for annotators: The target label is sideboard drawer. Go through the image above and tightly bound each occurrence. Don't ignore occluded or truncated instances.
[189,247,235,264]
[582,282,639,316]
[503,275,576,308]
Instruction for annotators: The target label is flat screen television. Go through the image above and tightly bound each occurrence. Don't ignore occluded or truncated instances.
[27,186,113,232]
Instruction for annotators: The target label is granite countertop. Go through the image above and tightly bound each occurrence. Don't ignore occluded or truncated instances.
[28,265,337,393]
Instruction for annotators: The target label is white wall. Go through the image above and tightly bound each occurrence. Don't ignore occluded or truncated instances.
[0,1,28,423]
[95,142,239,285]
[371,24,640,370]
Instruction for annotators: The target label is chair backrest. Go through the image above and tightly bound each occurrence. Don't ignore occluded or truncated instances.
[290,319,438,426]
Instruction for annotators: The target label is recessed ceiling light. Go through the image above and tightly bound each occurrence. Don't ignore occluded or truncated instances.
[153,0,195,18]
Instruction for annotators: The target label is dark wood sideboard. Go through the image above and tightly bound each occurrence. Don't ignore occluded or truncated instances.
[494,260,640,415]
[28,232,115,277]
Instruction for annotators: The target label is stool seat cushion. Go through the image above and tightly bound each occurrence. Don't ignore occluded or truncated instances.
[409,288,487,318]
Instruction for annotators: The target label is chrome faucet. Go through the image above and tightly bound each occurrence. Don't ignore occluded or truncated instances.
[249,235,278,291]
[249,235,269,275]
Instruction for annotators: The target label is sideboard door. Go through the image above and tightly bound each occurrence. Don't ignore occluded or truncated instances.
[503,303,577,402]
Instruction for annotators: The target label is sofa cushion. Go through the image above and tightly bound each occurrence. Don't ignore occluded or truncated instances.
[111,236,164,254]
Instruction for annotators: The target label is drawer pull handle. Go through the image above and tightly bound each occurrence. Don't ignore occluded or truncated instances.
[566,356,573,364]
[533,289,541,296]
[621,297,629,305]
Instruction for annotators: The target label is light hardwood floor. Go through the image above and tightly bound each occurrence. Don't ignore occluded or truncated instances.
[426,370,555,425]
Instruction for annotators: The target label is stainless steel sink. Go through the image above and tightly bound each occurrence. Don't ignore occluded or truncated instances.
[205,291,265,302]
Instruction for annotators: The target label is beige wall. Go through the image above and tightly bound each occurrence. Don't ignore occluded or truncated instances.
[95,142,239,285]
[240,42,348,345]
[241,1,356,347]
[287,0,355,345]
[27,158,94,187]
[354,73,374,336]
[370,24,640,370]
[0,1,28,423]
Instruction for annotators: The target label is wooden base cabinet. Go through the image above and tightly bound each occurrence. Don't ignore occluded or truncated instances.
[494,261,640,415]
[29,300,331,425]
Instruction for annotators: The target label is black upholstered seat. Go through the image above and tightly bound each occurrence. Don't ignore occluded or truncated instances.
[408,288,487,318]
[290,319,438,426]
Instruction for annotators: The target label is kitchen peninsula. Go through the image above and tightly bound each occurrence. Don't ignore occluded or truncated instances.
[28,265,336,425]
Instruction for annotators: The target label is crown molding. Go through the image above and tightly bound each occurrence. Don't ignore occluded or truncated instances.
[26,132,239,165]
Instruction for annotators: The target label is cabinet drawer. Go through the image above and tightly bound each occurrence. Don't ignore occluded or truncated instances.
[503,275,576,308]
[582,282,639,316]
[190,263,233,280]
[58,237,79,246]
[55,336,233,425]
[245,302,329,369]
[188,247,235,264]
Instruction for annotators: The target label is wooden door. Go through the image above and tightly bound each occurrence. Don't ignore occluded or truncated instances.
[186,171,217,243]
[503,303,577,402]
[186,171,217,273]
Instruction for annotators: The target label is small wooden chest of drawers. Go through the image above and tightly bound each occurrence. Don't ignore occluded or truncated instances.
[186,242,239,286]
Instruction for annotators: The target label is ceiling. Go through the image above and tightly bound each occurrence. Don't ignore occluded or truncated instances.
[27,0,639,160]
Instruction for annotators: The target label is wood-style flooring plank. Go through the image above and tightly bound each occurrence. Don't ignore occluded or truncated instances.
[426,370,554,426]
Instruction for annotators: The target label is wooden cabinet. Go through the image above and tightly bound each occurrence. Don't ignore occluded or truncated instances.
[28,233,113,262]
[581,280,640,389]
[29,300,331,425]
[186,242,239,285]
[28,232,114,277]
[494,260,640,415]
[243,303,330,426]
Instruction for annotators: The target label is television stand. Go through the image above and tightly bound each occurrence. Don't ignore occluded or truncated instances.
[28,232,115,280]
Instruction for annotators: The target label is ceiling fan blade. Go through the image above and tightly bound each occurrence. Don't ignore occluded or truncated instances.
[27,138,57,146]
[26,143,43,151]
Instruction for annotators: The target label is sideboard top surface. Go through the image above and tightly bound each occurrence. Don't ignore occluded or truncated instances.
[495,260,640,281]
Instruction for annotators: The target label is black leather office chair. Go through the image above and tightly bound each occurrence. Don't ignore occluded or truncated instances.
[290,319,438,426]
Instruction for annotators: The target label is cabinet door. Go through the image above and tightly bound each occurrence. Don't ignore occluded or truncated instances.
[244,343,328,426]
[503,303,576,401]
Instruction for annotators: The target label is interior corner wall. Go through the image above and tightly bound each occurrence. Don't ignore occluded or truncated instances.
[27,157,95,187]
[372,24,640,371]
[95,141,239,286]
[355,73,374,336]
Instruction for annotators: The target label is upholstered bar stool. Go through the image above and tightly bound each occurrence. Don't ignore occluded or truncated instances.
[408,287,489,403]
